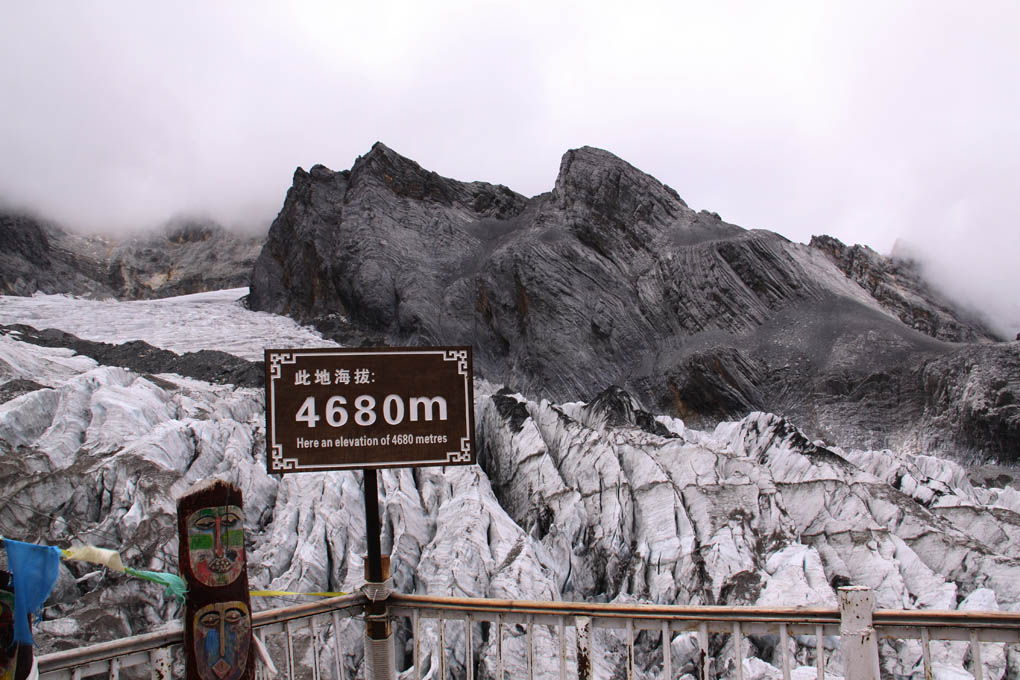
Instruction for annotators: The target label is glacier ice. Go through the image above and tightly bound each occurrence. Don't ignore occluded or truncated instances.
[1,291,1018,678]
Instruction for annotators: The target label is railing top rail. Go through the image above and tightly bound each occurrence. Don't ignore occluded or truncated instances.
[37,592,367,674]
[390,594,1020,630]
[874,609,1020,629]
[388,593,840,624]
[253,592,367,626]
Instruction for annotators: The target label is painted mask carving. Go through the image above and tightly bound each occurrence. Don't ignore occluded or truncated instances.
[194,601,251,680]
[186,505,245,587]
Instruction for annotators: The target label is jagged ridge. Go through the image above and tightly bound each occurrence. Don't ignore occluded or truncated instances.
[249,143,1020,459]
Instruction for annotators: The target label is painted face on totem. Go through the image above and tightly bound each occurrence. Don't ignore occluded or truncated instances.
[186,505,245,587]
[0,589,15,680]
[194,601,251,680]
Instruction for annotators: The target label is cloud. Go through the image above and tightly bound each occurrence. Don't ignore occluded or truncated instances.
[1,1,1017,335]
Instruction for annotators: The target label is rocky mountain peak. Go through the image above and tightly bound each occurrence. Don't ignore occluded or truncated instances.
[554,145,679,194]
[550,146,747,255]
[301,163,339,181]
[249,144,1019,458]
[348,141,462,207]
[553,145,688,220]
[351,141,415,177]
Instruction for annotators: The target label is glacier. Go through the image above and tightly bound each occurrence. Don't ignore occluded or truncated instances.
[1,289,1018,679]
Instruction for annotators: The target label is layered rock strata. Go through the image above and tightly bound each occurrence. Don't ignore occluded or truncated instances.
[250,144,1019,459]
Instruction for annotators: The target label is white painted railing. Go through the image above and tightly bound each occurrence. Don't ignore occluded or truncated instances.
[36,588,1020,679]
[36,593,366,680]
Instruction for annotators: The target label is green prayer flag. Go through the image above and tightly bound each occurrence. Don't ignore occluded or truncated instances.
[124,567,188,602]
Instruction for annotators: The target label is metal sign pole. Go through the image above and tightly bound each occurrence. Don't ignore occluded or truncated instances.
[362,468,394,680]
[264,345,475,680]
[364,468,383,584]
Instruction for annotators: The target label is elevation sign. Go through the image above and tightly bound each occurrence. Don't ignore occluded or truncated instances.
[265,347,475,473]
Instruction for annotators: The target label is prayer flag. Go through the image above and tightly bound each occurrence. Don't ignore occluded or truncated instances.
[2,539,62,645]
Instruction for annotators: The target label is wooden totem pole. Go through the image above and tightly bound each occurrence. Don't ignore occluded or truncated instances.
[0,571,32,680]
[178,480,254,680]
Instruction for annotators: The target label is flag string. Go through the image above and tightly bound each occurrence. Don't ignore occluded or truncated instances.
[6,537,350,606]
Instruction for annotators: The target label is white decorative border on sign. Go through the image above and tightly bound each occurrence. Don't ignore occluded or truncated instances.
[269,443,299,471]
[444,349,469,376]
[446,437,472,463]
[268,352,297,380]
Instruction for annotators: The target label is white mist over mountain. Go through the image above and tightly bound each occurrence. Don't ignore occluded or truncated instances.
[894,188,1020,339]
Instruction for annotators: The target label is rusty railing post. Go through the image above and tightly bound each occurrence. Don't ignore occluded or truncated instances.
[839,586,880,680]
[575,615,592,680]
[149,648,171,680]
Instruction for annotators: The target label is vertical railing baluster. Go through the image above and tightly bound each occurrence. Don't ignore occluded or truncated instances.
[255,629,266,680]
[733,622,744,680]
[310,615,322,680]
[440,617,447,680]
[661,621,671,680]
[330,612,346,680]
[920,627,932,680]
[150,646,171,680]
[559,617,567,680]
[109,656,120,680]
[575,616,592,680]
[497,614,504,680]
[286,620,296,680]
[814,625,824,680]
[627,618,635,680]
[527,617,535,680]
[411,609,420,680]
[466,613,474,680]
[970,630,984,680]
[698,622,709,680]
[779,623,791,680]
[73,668,83,680]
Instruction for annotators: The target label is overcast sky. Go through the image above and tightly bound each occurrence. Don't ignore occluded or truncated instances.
[2,2,1018,335]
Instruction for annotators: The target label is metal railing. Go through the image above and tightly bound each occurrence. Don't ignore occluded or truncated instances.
[389,592,845,680]
[389,590,1020,680]
[36,593,366,680]
[37,588,1020,679]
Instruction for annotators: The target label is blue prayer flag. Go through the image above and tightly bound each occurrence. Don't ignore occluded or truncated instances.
[3,538,62,645]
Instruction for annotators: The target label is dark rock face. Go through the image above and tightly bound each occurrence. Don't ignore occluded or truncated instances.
[249,143,1020,460]
[0,213,262,299]
[919,344,1020,459]
[0,325,263,387]
[579,385,677,438]
[0,212,51,264]
[0,378,49,404]
[0,213,114,297]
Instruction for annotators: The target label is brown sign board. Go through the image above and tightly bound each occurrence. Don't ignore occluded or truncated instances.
[264,347,474,473]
